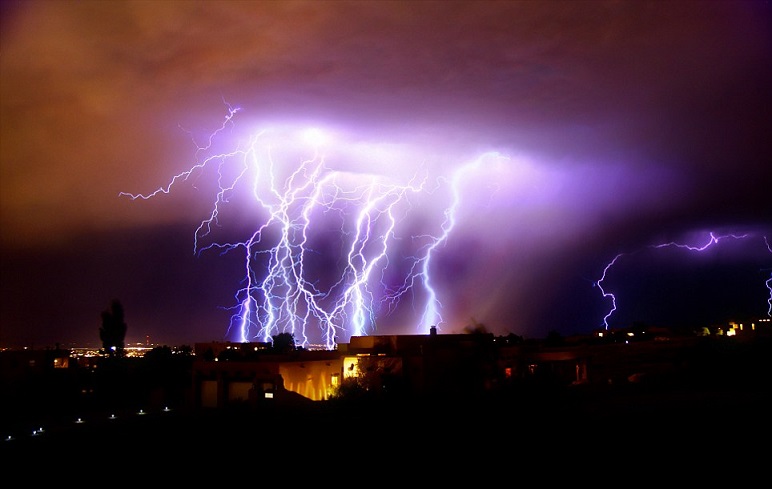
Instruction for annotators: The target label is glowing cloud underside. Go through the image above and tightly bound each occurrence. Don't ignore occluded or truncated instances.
[596,232,772,330]
[121,107,510,349]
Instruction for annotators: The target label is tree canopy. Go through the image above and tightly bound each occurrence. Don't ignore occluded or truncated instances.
[271,332,296,353]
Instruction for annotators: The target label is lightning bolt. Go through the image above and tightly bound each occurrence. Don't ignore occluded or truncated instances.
[380,151,506,334]
[120,106,507,348]
[764,236,772,317]
[596,231,771,329]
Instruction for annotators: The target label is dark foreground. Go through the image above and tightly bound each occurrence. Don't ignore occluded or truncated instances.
[3,377,769,477]
[4,334,771,480]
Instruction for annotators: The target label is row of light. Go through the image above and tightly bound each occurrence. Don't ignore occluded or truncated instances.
[3,406,173,443]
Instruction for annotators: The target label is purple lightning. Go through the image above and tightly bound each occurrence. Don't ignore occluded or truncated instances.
[596,231,772,330]
[382,152,507,334]
[765,236,772,317]
[120,106,509,348]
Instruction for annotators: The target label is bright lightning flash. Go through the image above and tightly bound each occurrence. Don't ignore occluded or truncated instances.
[120,106,509,349]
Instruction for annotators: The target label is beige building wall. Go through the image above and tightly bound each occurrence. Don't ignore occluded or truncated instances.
[279,360,342,401]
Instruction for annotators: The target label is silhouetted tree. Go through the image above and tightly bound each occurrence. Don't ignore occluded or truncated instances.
[271,332,296,353]
[501,332,524,345]
[99,299,127,357]
[330,376,370,401]
[463,317,489,334]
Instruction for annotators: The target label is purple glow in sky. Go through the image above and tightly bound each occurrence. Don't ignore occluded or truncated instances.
[1,1,770,348]
[119,106,519,347]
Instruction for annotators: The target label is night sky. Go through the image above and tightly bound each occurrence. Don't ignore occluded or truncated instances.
[1,1,770,349]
